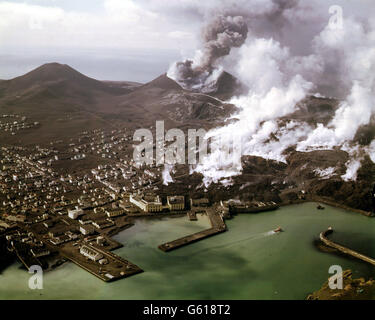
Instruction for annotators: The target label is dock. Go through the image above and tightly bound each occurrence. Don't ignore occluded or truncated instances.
[60,242,143,282]
[12,243,42,270]
[159,208,226,252]
[320,227,375,266]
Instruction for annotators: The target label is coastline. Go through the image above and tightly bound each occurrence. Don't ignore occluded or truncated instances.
[2,202,375,300]
[279,197,374,218]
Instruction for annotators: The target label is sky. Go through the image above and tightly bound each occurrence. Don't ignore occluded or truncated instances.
[0,0,374,82]
[0,0,200,82]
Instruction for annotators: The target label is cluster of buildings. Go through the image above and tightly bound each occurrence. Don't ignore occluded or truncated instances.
[67,128,133,162]
[0,120,224,282]
[48,230,79,245]
[0,114,40,135]
[5,229,52,262]
[0,125,170,222]
[91,161,161,194]
[0,122,193,240]
[129,194,185,213]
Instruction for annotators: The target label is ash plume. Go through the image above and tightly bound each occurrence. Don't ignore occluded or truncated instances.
[168,15,248,91]
[200,15,248,70]
[167,0,303,92]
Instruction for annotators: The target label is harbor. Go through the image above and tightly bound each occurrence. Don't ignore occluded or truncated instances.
[2,203,375,300]
[158,208,227,252]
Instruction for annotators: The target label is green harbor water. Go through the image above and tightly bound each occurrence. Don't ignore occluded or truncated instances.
[1,202,375,300]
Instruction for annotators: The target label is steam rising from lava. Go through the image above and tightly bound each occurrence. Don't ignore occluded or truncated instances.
[167,0,375,185]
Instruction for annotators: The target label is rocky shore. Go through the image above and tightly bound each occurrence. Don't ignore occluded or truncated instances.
[158,151,375,216]
[307,270,375,300]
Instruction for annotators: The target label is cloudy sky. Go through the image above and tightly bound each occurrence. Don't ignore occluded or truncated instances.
[0,0,202,81]
[0,0,373,82]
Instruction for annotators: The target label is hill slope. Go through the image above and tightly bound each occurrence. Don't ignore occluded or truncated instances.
[0,63,131,98]
[0,64,236,144]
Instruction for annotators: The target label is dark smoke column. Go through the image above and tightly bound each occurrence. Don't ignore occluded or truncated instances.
[201,15,248,70]
[169,15,248,92]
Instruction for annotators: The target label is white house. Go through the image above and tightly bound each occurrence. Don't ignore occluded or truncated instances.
[68,208,84,220]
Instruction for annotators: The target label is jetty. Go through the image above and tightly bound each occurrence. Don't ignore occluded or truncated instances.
[320,227,375,266]
[60,242,143,282]
[159,208,226,252]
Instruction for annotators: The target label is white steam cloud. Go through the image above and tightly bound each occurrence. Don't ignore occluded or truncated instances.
[162,164,175,185]
[167,1,375,185]
[298,18,375,150]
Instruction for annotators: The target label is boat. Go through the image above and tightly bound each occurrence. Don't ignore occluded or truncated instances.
[274,226,283,233]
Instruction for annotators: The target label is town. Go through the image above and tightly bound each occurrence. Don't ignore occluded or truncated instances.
[0,120,279,282]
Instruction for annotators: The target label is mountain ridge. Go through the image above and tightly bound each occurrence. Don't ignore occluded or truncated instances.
[0,63,237,144]
[0,63,132,96]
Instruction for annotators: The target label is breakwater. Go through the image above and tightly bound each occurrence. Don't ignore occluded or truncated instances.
[320,227,375,266]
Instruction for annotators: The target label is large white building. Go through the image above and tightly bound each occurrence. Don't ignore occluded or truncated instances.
[167,196,185,211]
[68,208,84,220]
[80,245,103,262]
[130,194,163,213]
[105,209,124,218]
